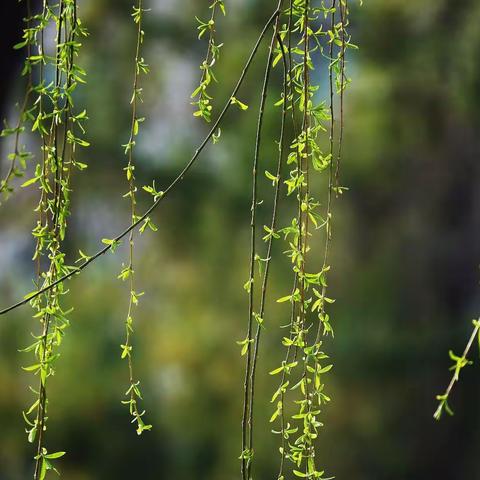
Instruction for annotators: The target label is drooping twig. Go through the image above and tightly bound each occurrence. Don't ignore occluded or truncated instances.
[274,15,298,479]
[191,0,225,122]
[119,0,152,436]
[314,0,337,346]
[434,319,480,420]
[32,0,83,476]
[335,0,348,190]
[240,4,284,478]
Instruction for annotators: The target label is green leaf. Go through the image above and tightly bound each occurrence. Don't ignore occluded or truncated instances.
[243,278,253,293]
[25,399,40,416]
[39,458,47,480]
[276,294,292,303]
[293,470,308,477]
[21,176,38,188]
[319,364,333,374]
[44,451,66,460]
[230,97,248,110]
[22,364,41,372]
[120,344,132,359]
[236,337,253,356]
[265,170,279,185]
[102,238,121,252]
[269,365,284,375]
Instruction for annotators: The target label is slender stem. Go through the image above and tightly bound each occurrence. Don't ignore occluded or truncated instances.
[241,8,283,478]
[335,0,347,190]
[434,320,480,419]
[122,0,150,432]
[314,0,336,345]
[275,12,298,477]
[201,2,218,86]
[34,2,68,476]
[34,0,49,281]
[300,0,310,329]
[300,2,315,475]
[249,30,288,478]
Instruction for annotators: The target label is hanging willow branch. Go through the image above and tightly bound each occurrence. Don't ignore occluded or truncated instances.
[14,1,89,478]
[272,14,301,480]
[118,0,152,436]
[262,1,356,478]
[246,29,289,480]
[434,318,480,420]
[335,0,348,190]
[239,5,283,478]
[1,2,359,478]
[191,0,226,122]
[238,0,353,477]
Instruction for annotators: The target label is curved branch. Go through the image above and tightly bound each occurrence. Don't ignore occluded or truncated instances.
[0,7,281,318]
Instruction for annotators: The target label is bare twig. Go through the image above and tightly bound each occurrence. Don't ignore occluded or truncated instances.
[242,8,285,478]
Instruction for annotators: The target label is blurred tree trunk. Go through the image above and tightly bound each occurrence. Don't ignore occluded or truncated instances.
[0,2,27,115]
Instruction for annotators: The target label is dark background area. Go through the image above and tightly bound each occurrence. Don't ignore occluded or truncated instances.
[1,0,480,479]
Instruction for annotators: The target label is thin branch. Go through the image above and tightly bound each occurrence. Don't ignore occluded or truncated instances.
[242,10,284,478]
[314,0,336,345]
[248,28,289,465]
[34,1,69,476]
[434,319,480,420]
[335,0,347,190]
[0,7,281,318]
[275,14,297,478]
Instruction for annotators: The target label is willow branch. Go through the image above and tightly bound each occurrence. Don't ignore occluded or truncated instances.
[248,29,288,471]
[0,7,281,318]
[314,0,336,345]
[434,319,480,420]
[334,0,347,189]
[241,9,283,478]
[275,15,297,479]
[34,1,69,477]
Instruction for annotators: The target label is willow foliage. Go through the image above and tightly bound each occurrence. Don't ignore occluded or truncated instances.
[3,1,471,479]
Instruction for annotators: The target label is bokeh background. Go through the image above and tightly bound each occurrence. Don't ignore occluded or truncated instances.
[1,0,480,478]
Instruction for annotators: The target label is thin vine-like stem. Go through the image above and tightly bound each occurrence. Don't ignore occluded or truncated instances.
[119,0,152,435]
[299,2,316,476]
[300,0,311,329]
[275,18,299,479]
[273,6,312,475]
[33,0,49,282]
[33,1,66,475]
[434,319,480,420]
[268,1,352,476]
[250,28,289,479]
[335,0,347,190]
[32,1,79,476]
[314,0,336,346]
[248,30,289,455]
[0,7,282,318]
[17,3,88,477]
[191,0,225,122]
[241,6,284,478]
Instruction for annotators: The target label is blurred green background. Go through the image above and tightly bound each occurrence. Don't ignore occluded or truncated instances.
[1,0,480,478]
